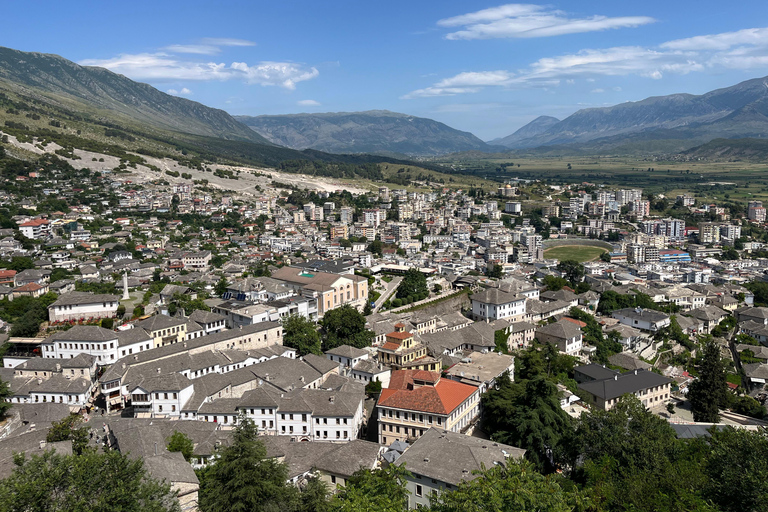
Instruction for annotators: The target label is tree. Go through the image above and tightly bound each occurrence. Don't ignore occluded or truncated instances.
[704,427,768,512]
[282,315,322,356]
[198,413,298,512]
[0,378,12,419]
[167,431,195,462]
[732,395,766,419]
[482,373,572,472]
[429,460,583,512]
[320,304,375,351]
[396,268,428,301]
[367,239,383,256]
[556,259,584,285]
[542,275,569,291]
[365,378,382,396]
[688,339,729,422]
[214,277,229,297]
[0,450,178,512]
[330,464,410,512]
[47,414,90,455]
[486,263,504,279]
[298,477,330,512]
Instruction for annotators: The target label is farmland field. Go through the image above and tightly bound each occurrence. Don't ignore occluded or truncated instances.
[543,245,607,262]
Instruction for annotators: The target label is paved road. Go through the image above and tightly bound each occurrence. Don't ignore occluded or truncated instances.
[373,277,402,313]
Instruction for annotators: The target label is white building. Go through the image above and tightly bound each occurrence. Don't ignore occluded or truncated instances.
[48,292,119,322]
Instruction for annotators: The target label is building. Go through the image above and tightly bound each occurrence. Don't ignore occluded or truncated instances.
[18,218,50,239]
[377,370,480,445]
[48,292,120,322]
[135,315,189,347]
[748,201,766,223]
[39,325,152,365]
[377,324,440,372]
[612,308,670,332]
[470,287,526,322]
[577,368,672,411]
[535,319,583,356]
[396,428,525,509]
[270,266,368,316]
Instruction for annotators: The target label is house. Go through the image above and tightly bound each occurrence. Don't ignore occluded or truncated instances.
[187,310,227,335]
[612,308,670,332]
[577,368,672,411]
[350,359,391,388]
[443,351,515,395]
[377,370,480,445]
[535,319,583,356]
[18,218,50,239]
[684,306,729,335]
[325,345,369,369]
[504,321,536,350]
[377,324,440,372]
[48,292,119,322]
[135,315,188,347]
[40,325,152,365]
[470,287,526,322]
[270,266,369,316]
[396,428,525,509]
[735,306,768,326]
[12,282,48,300]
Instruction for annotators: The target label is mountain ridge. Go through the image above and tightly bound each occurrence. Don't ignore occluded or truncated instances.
[235,110,499,157]
[0,46,271,144]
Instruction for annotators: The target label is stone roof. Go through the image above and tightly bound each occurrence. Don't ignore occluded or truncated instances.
[471,287,524,306]
[578,369,672,401]
[396,428,525,486]
[325,345,368,359]
[535,319,582,340]
[47,325,117,343]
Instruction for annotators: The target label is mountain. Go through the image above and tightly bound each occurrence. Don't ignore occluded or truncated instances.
[682,138,768,160]
[0,46,270,144]
[235,110,496,157]
[490,116,559,147]
[497,76,768,152]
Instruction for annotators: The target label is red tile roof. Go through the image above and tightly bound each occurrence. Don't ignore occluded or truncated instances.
[14,283,44,292]
[381,341,401,351]
[378,370,476,415]
[387,331,413,340]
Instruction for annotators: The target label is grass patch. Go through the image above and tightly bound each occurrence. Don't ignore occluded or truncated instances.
[543,245,606,262]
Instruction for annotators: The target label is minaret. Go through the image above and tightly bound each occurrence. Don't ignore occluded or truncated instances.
[122,270,130,300]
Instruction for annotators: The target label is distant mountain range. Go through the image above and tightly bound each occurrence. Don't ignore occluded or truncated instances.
[235,110,500,157]
[494,76,768,153]
[0,46,270,144]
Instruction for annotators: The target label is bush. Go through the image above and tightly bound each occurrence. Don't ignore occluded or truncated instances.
[391,299,402,308]
[101,318,114,329]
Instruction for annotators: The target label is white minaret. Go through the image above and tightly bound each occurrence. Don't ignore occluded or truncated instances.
[122,270,130,300]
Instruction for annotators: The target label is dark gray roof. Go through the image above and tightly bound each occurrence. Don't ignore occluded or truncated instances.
[671,424,726,439]
[47,325,117,342]
[471,287,524,305]
[535,319,582,340]
[612,308,670,323]
[116,327,153,347]
[313,440,382,477]
[50,292,119,307]
[188,309,226,325]
[303,354,339,375]
[607,353,652,371]
[136,314,187,332]
[575,364,620,381]
[396,428,525,486]
[325,345,368,359]
[578,369,672,400]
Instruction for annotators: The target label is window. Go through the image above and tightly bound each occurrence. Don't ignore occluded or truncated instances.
[416,485,423,497]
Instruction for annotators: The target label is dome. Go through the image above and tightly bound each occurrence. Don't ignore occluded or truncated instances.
[505,184,512,188]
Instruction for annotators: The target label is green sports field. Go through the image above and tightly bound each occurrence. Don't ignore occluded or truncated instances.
[543,245,607,262]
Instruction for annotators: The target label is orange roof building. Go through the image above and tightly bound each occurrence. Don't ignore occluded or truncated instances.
[376,369,480,445]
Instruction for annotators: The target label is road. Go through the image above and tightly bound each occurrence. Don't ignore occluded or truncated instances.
[373,277,402,313]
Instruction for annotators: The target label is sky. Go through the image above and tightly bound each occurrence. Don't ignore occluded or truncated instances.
[3,0,768,140]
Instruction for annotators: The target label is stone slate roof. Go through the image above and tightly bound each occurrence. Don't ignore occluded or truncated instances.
[188,309,226,325]
[471,287,524,305]
[303,353,339,375]
[50,292,118,307]
[536,319,582,340]
[46,325,117,343]
[578,369,672,401]
[325,345,368,359]
[396,428,525,486]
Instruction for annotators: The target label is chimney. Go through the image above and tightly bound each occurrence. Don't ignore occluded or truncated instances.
[55,363,61,372]
[154,442,158,456]
[157,368,161,374]
[183,342,187,348]
[39,440,46,449]
[329,396,335,403]
[634,369,638,375]
[122,363,126,369]
[614,374,618,380]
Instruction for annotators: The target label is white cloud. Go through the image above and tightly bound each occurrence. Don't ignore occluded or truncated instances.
[591,88,605,93]
[404,25,768,98]
[438,4,655,40]
[162,38,256,55]
[166,87,193,96]
[80,53,318,88]
[661,27,768,51]
[297,99,321,106]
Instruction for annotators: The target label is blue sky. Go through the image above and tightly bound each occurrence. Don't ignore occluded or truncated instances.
[4,1,768,140]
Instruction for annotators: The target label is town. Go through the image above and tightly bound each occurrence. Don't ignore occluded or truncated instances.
[0,145,766,511]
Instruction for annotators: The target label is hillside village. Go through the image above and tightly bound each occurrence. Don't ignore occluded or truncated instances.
[1,143,768,510]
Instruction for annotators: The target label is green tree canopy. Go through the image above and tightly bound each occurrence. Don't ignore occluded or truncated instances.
[282,314,322,356]
[46,413,90,455]
[688,339,729,423]
[166,431,194,462]
[197,413,298,512]
[482,372,572,472]
[396,268,428,301]
[320,304,375,351]
[429,459,584,512]
[330,464,410,512]
[0,450,179,512]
